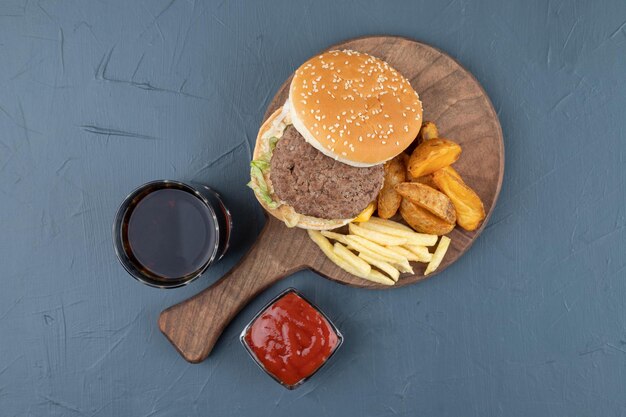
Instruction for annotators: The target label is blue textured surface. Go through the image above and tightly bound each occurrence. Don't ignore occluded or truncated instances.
[1,0,625,415]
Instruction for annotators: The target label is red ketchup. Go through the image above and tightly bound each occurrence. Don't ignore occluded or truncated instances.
[244,292,339,386]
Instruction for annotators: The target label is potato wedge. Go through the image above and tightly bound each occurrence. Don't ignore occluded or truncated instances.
[412,174,438,189]
[419,121,439,141]
[348,223,407,246]
[395,182,457,224]
[377,156,406,219]
[408,139,461,178]
[399,198,455,235]
[440,165,461,181]
[433,169,485,231]
[424,236,451,275]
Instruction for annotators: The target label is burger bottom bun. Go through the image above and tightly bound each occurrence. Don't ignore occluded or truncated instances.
[252,107,352,230]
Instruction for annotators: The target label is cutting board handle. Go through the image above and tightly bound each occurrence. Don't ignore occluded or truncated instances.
[158,218,304,363]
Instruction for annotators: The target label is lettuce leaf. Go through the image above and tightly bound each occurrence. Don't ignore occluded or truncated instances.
[248,161,279,209]
[269,136,279,152]
[247,135,281,209]
[247,180,278,209]
[250,159,270,171]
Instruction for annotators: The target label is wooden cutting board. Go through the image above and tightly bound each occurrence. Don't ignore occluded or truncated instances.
[159,36,505,363]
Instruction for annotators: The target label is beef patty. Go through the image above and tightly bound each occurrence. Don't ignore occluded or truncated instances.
[270,125,384,219]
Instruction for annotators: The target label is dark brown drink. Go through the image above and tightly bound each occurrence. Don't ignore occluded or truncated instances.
[124,188,216,279]
[114,181,231,288]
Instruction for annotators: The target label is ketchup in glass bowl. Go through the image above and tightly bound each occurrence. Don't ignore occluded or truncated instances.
[240,288,343,389]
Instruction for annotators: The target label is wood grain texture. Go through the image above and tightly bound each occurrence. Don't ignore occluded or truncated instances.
[159,36,504,362]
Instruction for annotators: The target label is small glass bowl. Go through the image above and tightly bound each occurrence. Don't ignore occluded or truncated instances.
[240,288,344,390]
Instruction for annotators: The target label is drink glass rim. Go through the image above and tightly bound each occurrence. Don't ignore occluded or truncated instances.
[112,180,221,289]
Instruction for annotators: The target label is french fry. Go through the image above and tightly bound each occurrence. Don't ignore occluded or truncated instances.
[308,230,365,277]
[345,235,407,265]
[349,223,407,246]
[358,253,400,282]
[333,242,371,276]
[385,245,420,262]
[347,243,402,266]
[308,230,335,258]
[403,244,433,263]
[320,230,349,244]
[309,231,390,285]
[358,221,438,246]
[392,261,414,274]
[346,240,413,273]
[366,270,395,286]
[366,216,414,231]
[424,236,451,275]
[353,201,377,223]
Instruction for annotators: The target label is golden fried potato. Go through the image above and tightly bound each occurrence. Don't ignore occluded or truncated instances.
[402,153,416,181]
[353,200,377,223]
[440,165,461,181]
[377,156,406,219]
[412,174,438,189]
[408,139,462,178]
[394,182,456,224]
[432,169,485,231]
[403,154,437,187]
[419,121,439,141]
[399,198,455,235]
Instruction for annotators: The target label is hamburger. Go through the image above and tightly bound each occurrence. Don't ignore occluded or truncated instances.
[249,50,423,230]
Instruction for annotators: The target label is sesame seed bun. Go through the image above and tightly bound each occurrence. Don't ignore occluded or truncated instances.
[289,50,423,167]
[252,107,352,230]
